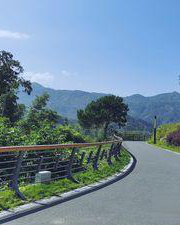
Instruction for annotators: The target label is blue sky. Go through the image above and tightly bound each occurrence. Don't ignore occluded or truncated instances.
[0,0,180,96]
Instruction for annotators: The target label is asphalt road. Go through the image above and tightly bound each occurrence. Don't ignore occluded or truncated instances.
[5,142,180,225]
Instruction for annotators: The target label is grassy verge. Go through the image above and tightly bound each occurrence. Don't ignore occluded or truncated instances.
[0,148,130,212]
[148,141,180,153]
[148,122,180,153]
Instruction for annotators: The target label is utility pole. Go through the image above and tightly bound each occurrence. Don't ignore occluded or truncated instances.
[153,116,157,144]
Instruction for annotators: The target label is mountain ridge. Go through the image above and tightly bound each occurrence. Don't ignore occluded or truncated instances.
[18,82,180,128]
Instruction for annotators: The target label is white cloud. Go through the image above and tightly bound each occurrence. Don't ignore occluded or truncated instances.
[61,70,78,77]
[23,70,78,89]
[0,29,29,39]
[23,72,54,87]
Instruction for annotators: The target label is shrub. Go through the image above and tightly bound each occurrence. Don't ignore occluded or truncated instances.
[55,125,86,143]
[0,117,86,146]
[25,123,59,145]
[0,117,25,146]
[149,122,180,144]
[24,125,86,145]
[167,130,180,146]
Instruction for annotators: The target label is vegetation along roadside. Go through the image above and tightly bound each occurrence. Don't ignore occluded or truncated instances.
[148,123,180,153]
[0,147,130,212]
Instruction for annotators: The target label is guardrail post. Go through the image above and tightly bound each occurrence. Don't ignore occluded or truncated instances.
[114,144,120,161]
[104,150,108,159]
[107,144,114,166]
[117,142,122,157]
[100,149,105,160]
[11,151,26,200]
[87,151,93,165]
[54,155,61,170]
[36,156,43,172]
[67,148,79,183]
[93,146,101,170]
[79,152,86,166]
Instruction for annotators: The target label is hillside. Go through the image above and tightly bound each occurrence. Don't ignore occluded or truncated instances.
[124,115,152,132]
[18,83,106,119]
[18,82,180,128]
[125,92,180,124]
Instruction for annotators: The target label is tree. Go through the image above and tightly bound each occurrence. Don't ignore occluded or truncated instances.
[0,51,32,122]
[77,95,129,139]
[19,93,61,133]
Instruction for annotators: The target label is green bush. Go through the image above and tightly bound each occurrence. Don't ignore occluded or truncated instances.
[166,129,180,146]
[55,125,86,143]
[24,123,59,145]
[25,125,86,145]
[0,117,25,146]
[0,117,86,146]
[149,123,180,144]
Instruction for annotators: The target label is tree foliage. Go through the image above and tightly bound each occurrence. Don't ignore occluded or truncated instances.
[0,51,32,123]
[77,95,129,139]
[0,51,87,147]
[0,116,86,146]
[0,117,25,146]
[18,93,61,133]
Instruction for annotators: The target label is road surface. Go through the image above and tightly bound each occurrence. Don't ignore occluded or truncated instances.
[5,142,180,225]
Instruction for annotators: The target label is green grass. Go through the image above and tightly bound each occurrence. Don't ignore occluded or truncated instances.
[0,148,130,212]
[148,122,180,153]
[149,141,180,153]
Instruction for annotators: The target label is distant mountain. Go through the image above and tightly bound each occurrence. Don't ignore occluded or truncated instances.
[18,83,106,119]
[18,83,180,130]
[124,115,152,132]
[124,92,180,125]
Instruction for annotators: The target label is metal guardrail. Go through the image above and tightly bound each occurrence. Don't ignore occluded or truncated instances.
[0,139,122,200]
[117,133,148,141]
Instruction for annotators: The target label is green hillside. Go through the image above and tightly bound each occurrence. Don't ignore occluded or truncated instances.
[18,83,180,129]
[125,92,180,124]
[18,83,106,119]
[124,115,151,132]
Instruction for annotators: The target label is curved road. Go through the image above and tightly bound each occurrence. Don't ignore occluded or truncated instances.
[5,142,180,225]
